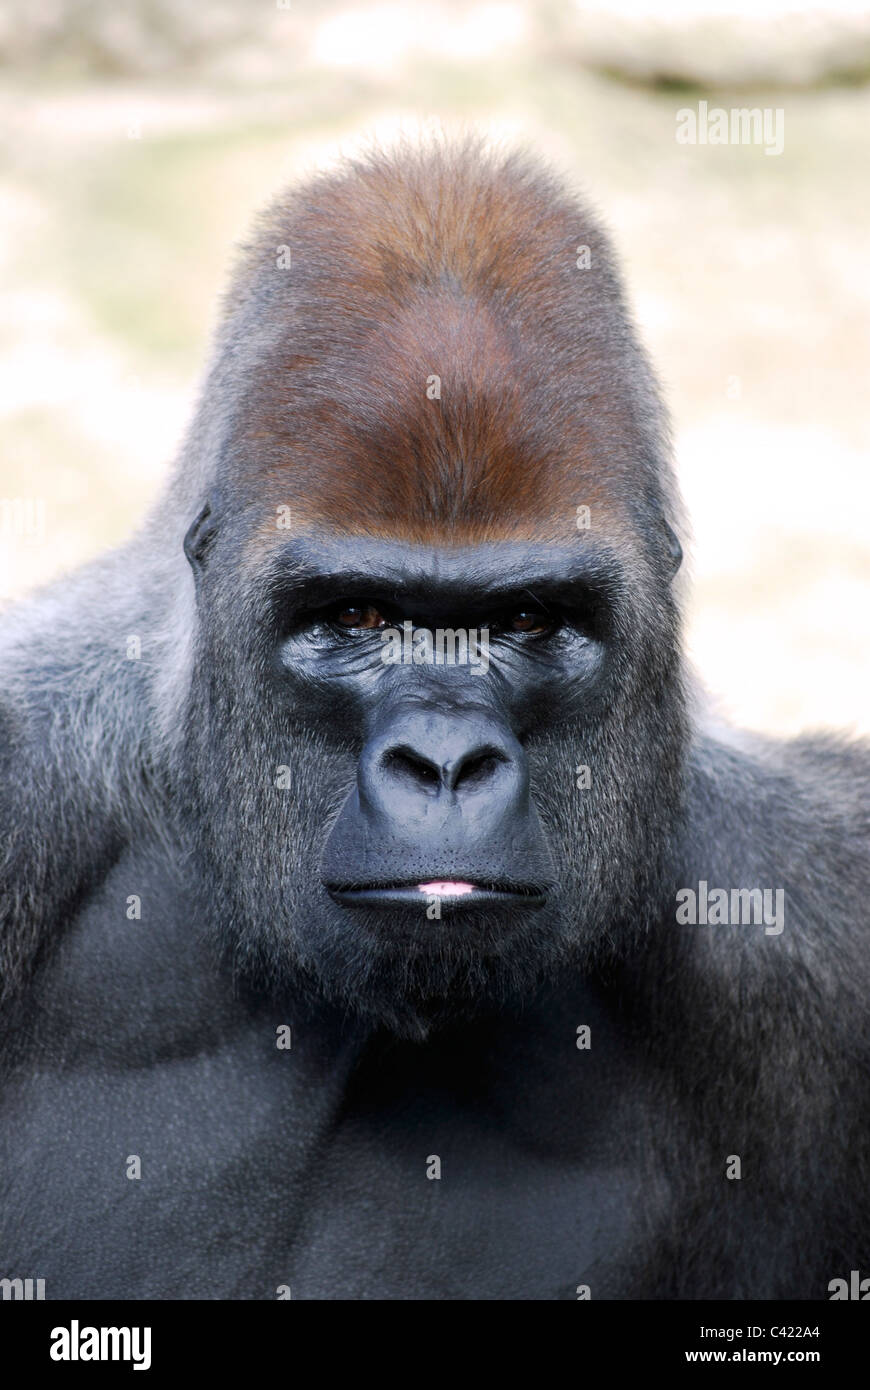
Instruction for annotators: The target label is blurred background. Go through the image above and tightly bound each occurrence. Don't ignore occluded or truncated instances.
[1,0,868,734]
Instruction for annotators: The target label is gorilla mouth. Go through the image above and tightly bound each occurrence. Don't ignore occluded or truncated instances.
[325,881,547,910]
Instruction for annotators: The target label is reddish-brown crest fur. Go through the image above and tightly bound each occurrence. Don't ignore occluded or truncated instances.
[221,139,663,549]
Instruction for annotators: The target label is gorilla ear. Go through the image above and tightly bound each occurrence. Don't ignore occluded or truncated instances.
[183,496,222,572]
[662,520,683,578]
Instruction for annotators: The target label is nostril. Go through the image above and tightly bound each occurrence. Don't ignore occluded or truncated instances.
[377,736,514,798]
[452,749,505,791]
[382,746,442,789]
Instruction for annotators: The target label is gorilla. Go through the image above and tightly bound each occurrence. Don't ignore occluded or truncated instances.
[0,139,868,1302]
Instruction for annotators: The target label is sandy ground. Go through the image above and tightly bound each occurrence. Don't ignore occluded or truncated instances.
[0,15,868,737]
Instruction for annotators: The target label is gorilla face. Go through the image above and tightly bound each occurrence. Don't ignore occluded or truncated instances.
[181,516,687,1038]
[171,142,689,1036]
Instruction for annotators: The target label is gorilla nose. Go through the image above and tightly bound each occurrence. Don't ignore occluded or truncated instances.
[321,704,554,901]
[361,709,525,815]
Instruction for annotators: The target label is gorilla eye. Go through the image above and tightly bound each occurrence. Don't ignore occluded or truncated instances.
[507,609,552,635]
[331,604,389,631]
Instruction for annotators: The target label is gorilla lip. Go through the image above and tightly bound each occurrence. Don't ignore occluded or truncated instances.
[326,881,547,909]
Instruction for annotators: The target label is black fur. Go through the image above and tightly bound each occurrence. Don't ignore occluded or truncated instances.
[0,139,867,1300]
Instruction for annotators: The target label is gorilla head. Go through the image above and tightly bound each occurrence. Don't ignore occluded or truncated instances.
[174,141,687,1037]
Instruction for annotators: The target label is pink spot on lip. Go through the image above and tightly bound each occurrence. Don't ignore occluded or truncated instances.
[417,881,477,896]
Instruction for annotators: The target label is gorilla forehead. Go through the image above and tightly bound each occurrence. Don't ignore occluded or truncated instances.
[232,294,639,547]
[249,530,627,617]
[215,144,667,545]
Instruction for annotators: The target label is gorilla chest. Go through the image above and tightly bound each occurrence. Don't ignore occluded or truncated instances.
[289,1099,644,1300]
[0,1023,650,1300]
[0,868,662,1300]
